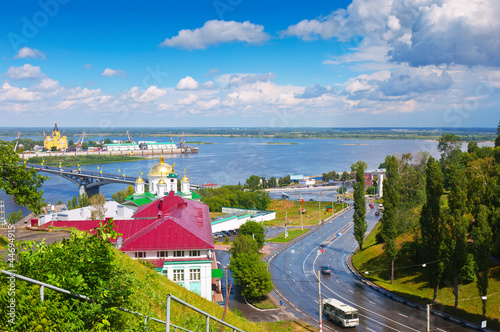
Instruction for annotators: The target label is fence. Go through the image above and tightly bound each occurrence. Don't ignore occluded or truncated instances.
[1,269,245,332]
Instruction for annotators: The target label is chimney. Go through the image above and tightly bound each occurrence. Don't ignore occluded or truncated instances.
[117,205,124,217]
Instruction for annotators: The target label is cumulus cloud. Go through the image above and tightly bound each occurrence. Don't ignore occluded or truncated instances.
[176,93,200,105]
[295,84,334,99]
[7,64,43,80]
[160,20,270,50]
[287,0,500,67]
[218,73,276,88]
[0,82,39,101]
[102,68,126,77]
[126,86,167,103]
[176,76,200,90]
[14,47,46,60]
[280,18,336,40]
[344,67,453,100]
[35,78,60,91]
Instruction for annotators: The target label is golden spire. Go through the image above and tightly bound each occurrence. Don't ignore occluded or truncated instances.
[182,169,189,182]
[160,149,164,164]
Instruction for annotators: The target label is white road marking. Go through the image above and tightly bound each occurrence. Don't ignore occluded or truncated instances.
[398,313,408,318]
[300,288,304,293]
[369,300,376,304]
[349,290,353,293]
[336,280,339,283]
[367,328,377,332]
[437,329,446,332]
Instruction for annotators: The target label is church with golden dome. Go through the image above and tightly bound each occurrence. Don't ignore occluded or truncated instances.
[123,155,201,207]
[44,122,68,150]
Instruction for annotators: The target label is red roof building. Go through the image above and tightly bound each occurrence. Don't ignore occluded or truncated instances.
[40,191,216,301]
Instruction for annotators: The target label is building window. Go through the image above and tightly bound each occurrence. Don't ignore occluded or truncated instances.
[157,251,166,258]
[135,252,146,258]
[173,250,184,257]
[190,268,201,281]
[173,268,184,282]
[189,250,200,257]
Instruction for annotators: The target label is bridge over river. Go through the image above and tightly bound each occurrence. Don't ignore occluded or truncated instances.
[27,164,199,196]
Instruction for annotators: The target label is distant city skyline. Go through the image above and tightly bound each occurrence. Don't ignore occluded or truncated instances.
[1,0,499,128]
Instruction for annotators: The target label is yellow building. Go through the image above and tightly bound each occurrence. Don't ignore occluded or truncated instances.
[44,122,68,150]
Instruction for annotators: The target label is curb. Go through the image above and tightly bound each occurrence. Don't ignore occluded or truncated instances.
[346,253,495,332]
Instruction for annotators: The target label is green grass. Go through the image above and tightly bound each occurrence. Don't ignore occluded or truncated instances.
[27,155,146,166]
[267,229,309,243]
[264,199,343,227]
[259,321,316,332]
[114,249,267,332]
[352,223,500,329]
[0,235,8,250]
[248,296,278,309]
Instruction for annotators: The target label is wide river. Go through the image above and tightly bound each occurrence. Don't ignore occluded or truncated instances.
[0,136,467,215]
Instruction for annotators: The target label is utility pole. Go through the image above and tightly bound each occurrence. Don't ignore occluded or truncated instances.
[426,304,430,332]
[318,270,322,332]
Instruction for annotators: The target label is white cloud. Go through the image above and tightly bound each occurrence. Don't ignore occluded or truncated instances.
[280,18,336,40]
[295,84,334,99]
[0,82,39,101]
[217,73,276,88]
[102,68,126,77]
[176,76,200,90]
[176,93,199,105]
[126,86,167,103]
[196,98,220,109]
[204,68,219,77]
[160,20,270,50]
[13,47,46,60]
[35,78,60,91]
[84,64,92,70]
[6,64,43,80]
[67,87,102,100]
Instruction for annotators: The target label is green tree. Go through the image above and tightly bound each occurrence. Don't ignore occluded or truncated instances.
[89,194,106,220]
[352,161,367,251]
[278,175,291,187]
[78,193,90,207]
[495,119,500,148]
[471,205,493,316]
[381,155,400,284]
[268,176,277,187]
[0,140,47,214]
[67,199,72,210]
[437,134,462,190]
[239,220,265,248]
[467,140,479,154]
[81,142,88,150]
[0,221,133,330]
[419,156,444,301]
[229,234,273,300]
[71,196,78,209]
[442,165,469,308]
[68,139,75,147]
[245,175,261,190]
[104,138,112,144]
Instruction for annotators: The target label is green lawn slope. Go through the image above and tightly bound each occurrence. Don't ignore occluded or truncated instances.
[352,223,500,330]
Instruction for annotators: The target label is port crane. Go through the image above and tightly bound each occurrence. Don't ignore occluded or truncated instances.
[13,131,21,151]
[126,130,135,143]
[76,132,86,147]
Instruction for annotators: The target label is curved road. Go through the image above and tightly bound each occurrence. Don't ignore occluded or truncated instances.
[269,206,471,331]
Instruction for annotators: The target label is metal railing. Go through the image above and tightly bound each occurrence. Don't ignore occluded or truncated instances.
[1,269,245,332]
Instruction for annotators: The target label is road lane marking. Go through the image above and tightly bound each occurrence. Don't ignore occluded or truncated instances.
[367,328,376,332]
[437,329,446,332]
[349,290,353,293]
[369,300,376,304]
[336,280,339,283]
[398,313,408,318]
[301,288,304,293]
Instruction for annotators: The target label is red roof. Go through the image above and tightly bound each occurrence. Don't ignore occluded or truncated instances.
[41,193,214,252]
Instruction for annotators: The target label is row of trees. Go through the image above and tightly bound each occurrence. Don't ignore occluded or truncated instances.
[4,210,23,224]
[374,127,500,315]
[199,185,271,212]
[229,221,273,300]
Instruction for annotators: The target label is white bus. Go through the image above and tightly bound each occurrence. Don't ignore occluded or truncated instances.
[323,298,359,327]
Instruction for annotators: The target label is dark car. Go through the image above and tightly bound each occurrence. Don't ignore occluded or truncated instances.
[320,265,331,275]
[375,211,380,216]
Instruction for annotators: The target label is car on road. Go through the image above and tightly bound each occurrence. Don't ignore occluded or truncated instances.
[375,211,380,216]
[369,203,374,209]
[320,265,331,275]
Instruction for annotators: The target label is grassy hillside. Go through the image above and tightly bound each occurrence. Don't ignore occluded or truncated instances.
[352,223,500,330]
[265,199,342,227]
[116,250,264,332]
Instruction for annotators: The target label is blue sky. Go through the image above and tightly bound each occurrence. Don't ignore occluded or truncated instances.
[1,0,499,128]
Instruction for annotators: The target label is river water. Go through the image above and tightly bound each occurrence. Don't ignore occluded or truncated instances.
[0,136,461,214]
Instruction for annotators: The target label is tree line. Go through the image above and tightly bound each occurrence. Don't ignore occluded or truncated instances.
[355,125,500,315]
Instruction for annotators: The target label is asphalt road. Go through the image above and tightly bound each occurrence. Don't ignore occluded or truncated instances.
[269,206,472,332]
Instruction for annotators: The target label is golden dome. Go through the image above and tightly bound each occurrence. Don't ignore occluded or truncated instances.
[135,176,144,183]
[158,178,166,185]
[181,169,189,182]
[148,156,173,176]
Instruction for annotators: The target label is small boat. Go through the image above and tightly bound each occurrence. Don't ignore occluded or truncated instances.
[281,193,290,199]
